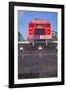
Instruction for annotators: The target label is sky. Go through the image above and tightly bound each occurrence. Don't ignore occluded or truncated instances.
[18,10,58,40]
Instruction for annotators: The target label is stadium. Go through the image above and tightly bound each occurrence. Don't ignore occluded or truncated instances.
[18,19,57,79]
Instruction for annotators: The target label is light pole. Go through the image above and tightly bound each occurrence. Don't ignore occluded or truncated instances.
[20,46,24,60]
[20,47,24,53]
[38,46,42,58]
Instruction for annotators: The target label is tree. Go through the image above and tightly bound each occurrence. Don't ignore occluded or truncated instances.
[18,32,22,41]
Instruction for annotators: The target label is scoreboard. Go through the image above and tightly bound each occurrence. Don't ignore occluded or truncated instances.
[28,19,52,41]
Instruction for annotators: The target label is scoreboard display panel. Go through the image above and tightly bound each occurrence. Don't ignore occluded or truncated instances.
[34,29,46,35]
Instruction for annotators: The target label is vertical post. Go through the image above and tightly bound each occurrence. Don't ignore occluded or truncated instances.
[32,41,34,46]
[46,40,48,47]
[38,46,42,58]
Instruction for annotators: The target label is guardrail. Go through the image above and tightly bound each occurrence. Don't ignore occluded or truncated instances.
[18,41,30,44]
[18,41,58,44]
[51,41,58,43]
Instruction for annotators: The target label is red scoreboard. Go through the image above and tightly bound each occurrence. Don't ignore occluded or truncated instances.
[28,19,52,42]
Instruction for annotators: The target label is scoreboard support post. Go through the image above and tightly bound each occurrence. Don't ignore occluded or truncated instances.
[46,40,48,47]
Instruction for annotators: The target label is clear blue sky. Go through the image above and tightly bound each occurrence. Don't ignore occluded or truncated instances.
[18,10,58,40]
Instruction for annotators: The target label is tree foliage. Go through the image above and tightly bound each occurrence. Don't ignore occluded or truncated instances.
[18,32,22,41]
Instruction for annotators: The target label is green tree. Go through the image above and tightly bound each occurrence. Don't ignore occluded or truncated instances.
[18,32,22,41]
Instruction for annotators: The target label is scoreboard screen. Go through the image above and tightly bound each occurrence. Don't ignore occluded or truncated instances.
[34,28,46,35]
